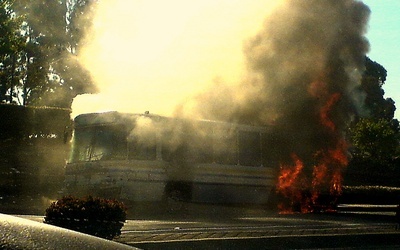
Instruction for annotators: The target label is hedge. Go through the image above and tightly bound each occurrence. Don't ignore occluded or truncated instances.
[44,196,127,239]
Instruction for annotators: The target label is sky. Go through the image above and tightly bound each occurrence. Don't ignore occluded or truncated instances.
[363,0,400,119]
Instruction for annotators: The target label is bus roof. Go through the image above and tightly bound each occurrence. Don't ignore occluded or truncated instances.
[73,111,268,132]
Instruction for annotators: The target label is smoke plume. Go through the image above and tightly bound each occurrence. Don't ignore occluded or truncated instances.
[73,0,278,117]
[181,0,370,163]
[175,0,370,211]
[74,0,371,211]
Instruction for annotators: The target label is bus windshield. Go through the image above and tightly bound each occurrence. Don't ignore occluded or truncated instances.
[70,125,127,162]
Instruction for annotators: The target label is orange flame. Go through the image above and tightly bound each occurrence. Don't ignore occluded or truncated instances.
[276,154,311,213]
[320,93,341,131]
[328,139,348,195]
[278,154,304,191]
[276,78,348,213]
[311,162,328,203]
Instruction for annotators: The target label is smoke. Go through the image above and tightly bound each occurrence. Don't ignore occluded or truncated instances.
[181,0,370,164]
[73,0,372,156]
[245,0,370,163]
[72,0,278,118]
[128,116,157,146]
[171,0,371,211]
[73,0,371,209]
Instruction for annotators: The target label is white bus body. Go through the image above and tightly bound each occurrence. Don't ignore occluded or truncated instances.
[64,112,277,204]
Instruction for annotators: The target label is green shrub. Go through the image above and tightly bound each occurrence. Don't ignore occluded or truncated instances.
[44,196,127,239]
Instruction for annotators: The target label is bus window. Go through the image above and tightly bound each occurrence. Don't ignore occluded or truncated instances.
[238,131,261,166]
[188,131,214,164]
[261,132,270,166]
[71,125,127,162]
[71,127,93,162]
[161,121,215,164]
[213,129,237,165]
[128,132,157,160]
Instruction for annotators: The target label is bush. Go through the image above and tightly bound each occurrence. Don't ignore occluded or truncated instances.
[44,196,127,239]
[339,186,400,204]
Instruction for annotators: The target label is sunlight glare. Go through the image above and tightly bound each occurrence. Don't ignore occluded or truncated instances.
[74,0,278,118]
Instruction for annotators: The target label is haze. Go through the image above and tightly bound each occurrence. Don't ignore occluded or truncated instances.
[73,0,278,118]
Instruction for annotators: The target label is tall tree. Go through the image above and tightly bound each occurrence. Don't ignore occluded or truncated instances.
[351,118,398,164]
[347,57,400,184]
[2,0,96,107]
[0,0,26,103]
[361,57,396,120]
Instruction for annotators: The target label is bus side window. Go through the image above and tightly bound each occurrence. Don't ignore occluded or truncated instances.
[213,129,237,165]
[186,131,213,164]
[128,133,157,160]
[107,126,127,160]
[238,131,262,166]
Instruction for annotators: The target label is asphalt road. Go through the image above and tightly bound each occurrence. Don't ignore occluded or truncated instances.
[118,213,400,249]
[17,204,400,249]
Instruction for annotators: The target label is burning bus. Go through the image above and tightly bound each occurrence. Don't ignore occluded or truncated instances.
[64,111,277,205]
[63,0,369,213]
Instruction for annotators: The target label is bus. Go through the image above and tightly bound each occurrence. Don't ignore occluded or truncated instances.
[64,111,277,205]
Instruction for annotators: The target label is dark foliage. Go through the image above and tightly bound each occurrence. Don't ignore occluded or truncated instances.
[0,104,72,214]
[359,57,396,121]
[346,57,400,187]
[44,196,127,240]
[339,186,400,205]
[0,104,72,140]
[345,156,400,187]
[1,0,97,107]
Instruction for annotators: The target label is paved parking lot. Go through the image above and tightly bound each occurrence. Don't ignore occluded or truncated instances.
[117,212,399,245]
[16,205,400,249]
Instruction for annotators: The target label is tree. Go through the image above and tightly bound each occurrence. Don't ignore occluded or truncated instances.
[347,57,400,185]
[351,118,398,165]
[361,57,396,120]
[0,0,26,103]
[0,0,96,107]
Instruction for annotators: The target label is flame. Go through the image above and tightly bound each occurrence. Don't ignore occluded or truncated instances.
[278,154,304,191]
[311,162,328,203]
[327,139,348,195]
[276,80,348,213]
[276,154,310,214]
[320,93,341,131]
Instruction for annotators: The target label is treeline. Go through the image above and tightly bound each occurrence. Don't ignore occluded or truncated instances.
[0,0,95,213]
[0,0,96,108]
[0,104,72,140]
[0,104,72,213]
[345,57,400,186]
